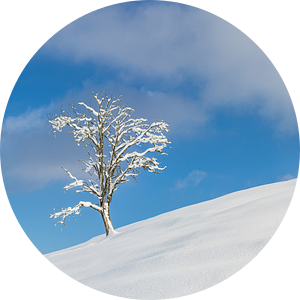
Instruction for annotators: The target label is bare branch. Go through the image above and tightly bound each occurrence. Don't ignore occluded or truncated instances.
[49,91,170,234]
[50,201,102,228]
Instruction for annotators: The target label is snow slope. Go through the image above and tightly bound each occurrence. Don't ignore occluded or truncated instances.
[45,179,296,299]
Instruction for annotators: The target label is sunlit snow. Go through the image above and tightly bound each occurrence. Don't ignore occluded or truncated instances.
[45,179,296,299]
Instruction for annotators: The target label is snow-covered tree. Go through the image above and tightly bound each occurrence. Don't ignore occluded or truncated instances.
[49,92,170,236]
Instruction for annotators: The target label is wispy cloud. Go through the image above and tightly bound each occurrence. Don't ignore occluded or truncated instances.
[2,107,48,135]
[1,98,88,192]
[42,2,297,134]
[175,170,207,189]
[1,2,298,192]
[278,174,296,182]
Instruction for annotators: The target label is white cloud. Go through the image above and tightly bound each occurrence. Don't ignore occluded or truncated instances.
[175,170,207,189]
[278,174,296,182]
[41,2,297,134]
[1,1,298,191]
[1,98,89,192]
[3,107,48,135]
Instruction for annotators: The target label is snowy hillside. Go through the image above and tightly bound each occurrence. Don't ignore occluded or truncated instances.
[45,179,296,299]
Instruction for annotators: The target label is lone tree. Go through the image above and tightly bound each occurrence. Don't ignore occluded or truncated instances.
[49,92,170,236]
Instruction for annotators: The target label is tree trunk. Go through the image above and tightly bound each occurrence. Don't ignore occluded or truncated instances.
[100,206,114,236]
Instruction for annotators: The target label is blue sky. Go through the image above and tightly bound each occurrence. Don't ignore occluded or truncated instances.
[1,1,299,254]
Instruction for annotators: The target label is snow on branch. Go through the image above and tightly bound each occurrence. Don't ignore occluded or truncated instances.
[62,167,102,199]
[50,201,102,228]
[62,167,85,190]
[49,91,170,235]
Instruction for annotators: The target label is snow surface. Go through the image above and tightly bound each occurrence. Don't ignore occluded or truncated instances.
[45,179,296,299]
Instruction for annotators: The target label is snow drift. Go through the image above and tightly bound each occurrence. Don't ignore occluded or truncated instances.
[45,179,296,299]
